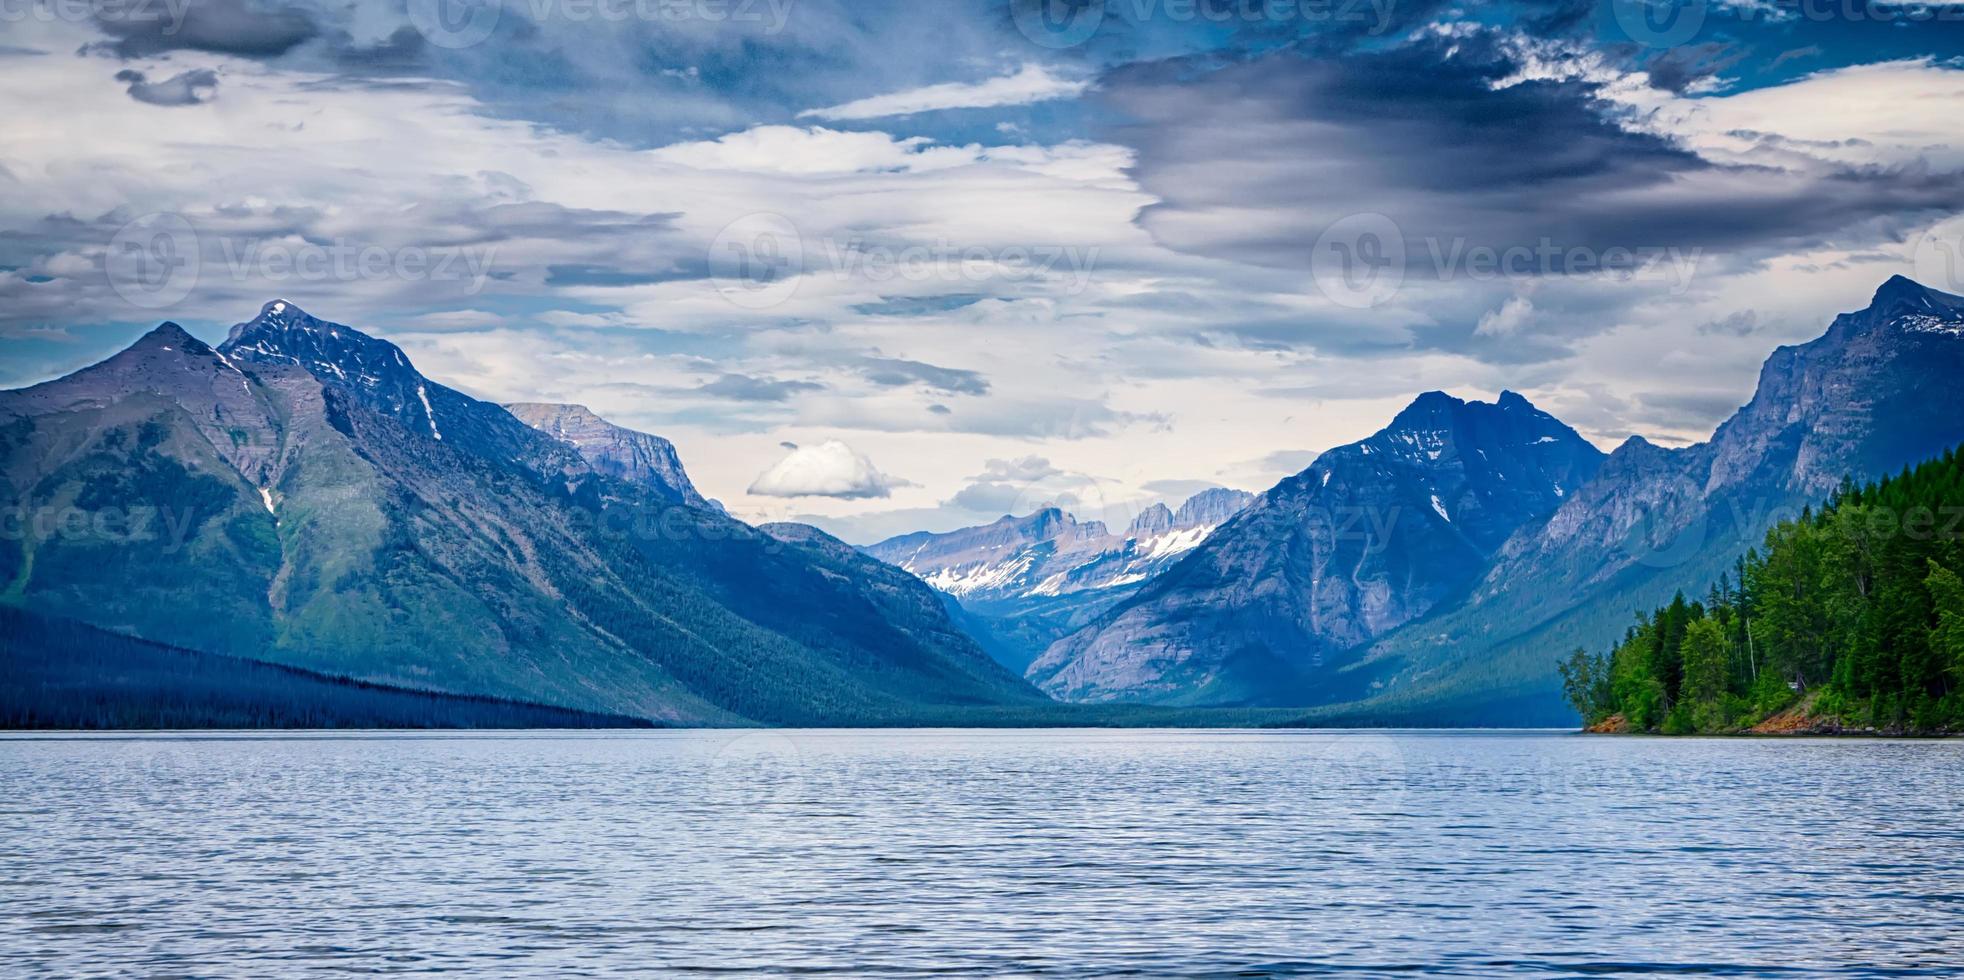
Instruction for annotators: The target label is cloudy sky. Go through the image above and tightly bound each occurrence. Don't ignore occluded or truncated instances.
[3,0,1962,542]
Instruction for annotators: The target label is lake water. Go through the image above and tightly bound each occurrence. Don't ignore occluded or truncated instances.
[3,730,1960,977]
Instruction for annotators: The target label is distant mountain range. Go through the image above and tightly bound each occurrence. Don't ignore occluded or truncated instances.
[0,301,1041,725]
[6,277,1961,728]
[863,488,1253,672]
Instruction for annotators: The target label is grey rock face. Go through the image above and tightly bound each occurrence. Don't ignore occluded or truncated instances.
[1029,391,1605,705]
[505,402,705,507]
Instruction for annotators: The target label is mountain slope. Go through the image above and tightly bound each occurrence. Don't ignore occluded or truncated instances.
[0,607,656,730]
[1332,276,1964,724]
[0,301,1041,725]
[1030,391,1606,705]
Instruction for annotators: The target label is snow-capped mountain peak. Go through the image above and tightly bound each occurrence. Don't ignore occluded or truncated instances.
[865,487,1255,604]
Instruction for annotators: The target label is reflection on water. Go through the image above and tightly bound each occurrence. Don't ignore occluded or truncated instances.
[3,730,1960,977]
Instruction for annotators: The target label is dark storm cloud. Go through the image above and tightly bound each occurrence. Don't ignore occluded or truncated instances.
[116,68,219,106]
[858,357,991,396]
[93,0,319,59]
[695,373,824,402]
[1640,42,1747,93]
[1107,34,1964,273]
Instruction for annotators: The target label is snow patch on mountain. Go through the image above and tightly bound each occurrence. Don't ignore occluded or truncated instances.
[865,488,1254,604]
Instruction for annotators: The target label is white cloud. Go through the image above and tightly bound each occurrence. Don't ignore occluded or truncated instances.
[1474,294,1536,338]
[646,125,976,175]
[799,65,1088,122]
[748,440,904,499]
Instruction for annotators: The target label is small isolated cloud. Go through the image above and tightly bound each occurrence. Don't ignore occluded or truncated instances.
[749,440,902,499]
[647,126,962,175]
[799,65,1088,122]
[116,69,219,107]
[697,373,824,402]
[1474,294,1535,338]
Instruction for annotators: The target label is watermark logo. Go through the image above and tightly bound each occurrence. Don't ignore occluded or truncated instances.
[0,505,203,554]
[1012,0,1106,49]
[1616,499,1709,569]
[1913,225,1964,295]
[1,0,191,33]
[1011,0,1396,49]
[706,731,806,810]
[105,212,499,307]
[407,0,503,49]
[1608,0,1707,48]
[1311,212,1405,310]
[707,213,1102,310]
[1310,211,1703,309]
[1294,731,1411,821]
[407,0,795,47]
[107,212,200,310]
[710,211,805,310]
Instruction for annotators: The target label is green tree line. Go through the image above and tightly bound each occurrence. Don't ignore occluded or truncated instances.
[1561,446,1964,734]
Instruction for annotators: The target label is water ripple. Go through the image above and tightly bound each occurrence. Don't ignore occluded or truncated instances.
[2,730,1960,978]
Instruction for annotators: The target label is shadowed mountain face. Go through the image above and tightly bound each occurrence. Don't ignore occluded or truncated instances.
[1335,276,1964,724]
[0,301,1041,725]
[1029,391,1607,705]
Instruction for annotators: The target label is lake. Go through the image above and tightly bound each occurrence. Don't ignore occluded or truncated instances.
[3,730,1960,977]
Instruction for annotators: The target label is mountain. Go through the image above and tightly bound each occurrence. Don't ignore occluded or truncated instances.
[0,606,656,730]
[1029,391,1606,705]
[0,301,1042,725]
[863,488,1254,671]
[1327,276,1964,724]
[505,402,705,507]
[866,487,1255,603]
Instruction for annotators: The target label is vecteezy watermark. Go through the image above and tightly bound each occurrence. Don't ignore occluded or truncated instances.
[0,0,190,32]
[0,505,204,555]
[570,502,790,554]
[211,240,498,294]
[1607,0,1707,48]
[1913,225,1964,295]
[1309,212,1703,309]
[707,211,1101,310]
[709,211,804,310]
[1612,493,1964,571]
[407,0,794,49]
[1011,0,1397,49]
[1609,0,1964,48]
[108,212,200,310]
[106,212,500,310]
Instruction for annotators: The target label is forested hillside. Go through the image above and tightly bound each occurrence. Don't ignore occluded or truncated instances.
[1562,447,1964,735]
[0,609,657,730]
